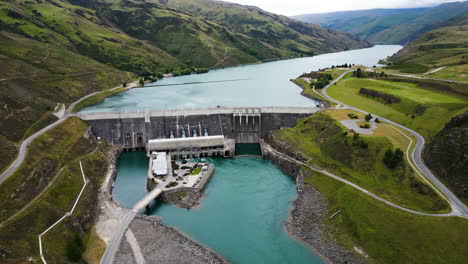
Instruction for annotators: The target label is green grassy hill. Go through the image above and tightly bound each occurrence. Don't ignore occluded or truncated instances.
[0,0,369,173]
[387,14,468,80]
[164,0,370,55]
[293,1,468,45]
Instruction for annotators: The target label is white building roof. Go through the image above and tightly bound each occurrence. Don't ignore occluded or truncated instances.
[152,152,167,176]
[148,135,225,150]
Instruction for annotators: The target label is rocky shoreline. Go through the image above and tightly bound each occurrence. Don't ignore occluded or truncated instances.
[114,214,227,264]
[158,190,204,209]
[262,141,367,264]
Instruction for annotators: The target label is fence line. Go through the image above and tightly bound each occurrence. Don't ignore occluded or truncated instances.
[38,161,88,264]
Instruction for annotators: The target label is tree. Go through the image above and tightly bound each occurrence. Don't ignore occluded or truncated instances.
[356,68,363,78]
[383,148,404,169]
[395,148,404,161]
[122,82,127,87]
[139,79,144,86]
[375,118,381,123]
[365,113,372,122]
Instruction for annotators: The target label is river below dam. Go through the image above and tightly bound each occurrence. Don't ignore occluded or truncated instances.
[81,45,402,113]
[114,151,323,263]
[108,45,402,263]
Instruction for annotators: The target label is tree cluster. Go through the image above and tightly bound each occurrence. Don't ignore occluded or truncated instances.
[173,68,192,76]
[359,88,401,104]
[331,63,353,68]
[310,73,333,89]
[195,67,209,74]
[353,68,388,78]
[383,148,404,169]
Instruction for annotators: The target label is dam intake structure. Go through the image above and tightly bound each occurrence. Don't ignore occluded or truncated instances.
[77,106,322,153]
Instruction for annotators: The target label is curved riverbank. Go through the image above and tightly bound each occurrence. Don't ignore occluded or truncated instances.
[261,141,366,264]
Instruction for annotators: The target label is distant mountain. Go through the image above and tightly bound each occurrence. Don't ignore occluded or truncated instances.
[293,1,468,44]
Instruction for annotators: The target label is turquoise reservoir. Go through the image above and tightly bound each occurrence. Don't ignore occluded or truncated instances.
[114,152,322,263]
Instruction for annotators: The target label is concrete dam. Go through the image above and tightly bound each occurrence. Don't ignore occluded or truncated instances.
[77,107,321,149]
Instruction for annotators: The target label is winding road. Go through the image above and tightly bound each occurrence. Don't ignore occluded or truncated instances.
[0,81,139,184]
[320,71,468,217]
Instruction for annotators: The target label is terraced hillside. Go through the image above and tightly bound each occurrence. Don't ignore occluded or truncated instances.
[0,0,369,173]
[388,14,468,81]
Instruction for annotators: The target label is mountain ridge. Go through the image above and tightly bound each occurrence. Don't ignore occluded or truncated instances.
[292,1,468,44]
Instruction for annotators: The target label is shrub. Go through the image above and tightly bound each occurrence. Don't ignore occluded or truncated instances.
[139,79,144,86]
[65,234,85,262]
[359,88,401,104]
[365,113,372,122]
[195,68,209,74]
[383,148,404,169]
[375,118,381,123]
[360,123,371,129]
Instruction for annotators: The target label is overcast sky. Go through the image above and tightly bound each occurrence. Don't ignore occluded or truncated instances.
[223,0,461,15]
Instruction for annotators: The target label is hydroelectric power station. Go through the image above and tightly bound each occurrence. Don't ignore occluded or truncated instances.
[77,106,321,156]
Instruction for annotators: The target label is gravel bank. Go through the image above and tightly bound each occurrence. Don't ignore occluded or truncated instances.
[262,141,367,264]
[114,214,227,264]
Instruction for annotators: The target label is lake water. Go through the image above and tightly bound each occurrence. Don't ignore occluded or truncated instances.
[110,46,403,263]
[81,45,402,113]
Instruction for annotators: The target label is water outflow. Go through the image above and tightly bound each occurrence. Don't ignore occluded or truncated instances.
[80,45,402,113]
[114,152,323,264]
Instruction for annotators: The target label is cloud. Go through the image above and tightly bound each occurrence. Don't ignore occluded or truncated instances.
[222,0,460,15]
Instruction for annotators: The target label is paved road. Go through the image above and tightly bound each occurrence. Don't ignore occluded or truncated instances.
[0,118,69,184]
[0,81,139,185]
[322,71,468,217]
[387,72,468,84]
[263,143,455,217]
[100,183,167,264]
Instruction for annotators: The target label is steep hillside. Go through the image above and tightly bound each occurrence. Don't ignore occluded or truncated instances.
[423,112,468,205]
[0,0,369,173]
[293,1,468,44]
[387,14,468,79]
[164,0,370,55]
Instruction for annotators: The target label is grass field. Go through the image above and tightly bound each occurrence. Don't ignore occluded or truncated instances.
[271,113,449,213]
[0,117,110,263]
[303,168,468,264]
[326,76,468,139]
[426,64,468,82]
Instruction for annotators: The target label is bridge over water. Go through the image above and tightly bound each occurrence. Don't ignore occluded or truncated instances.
[77,106,321,148]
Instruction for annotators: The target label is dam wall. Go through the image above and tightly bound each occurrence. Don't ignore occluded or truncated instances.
[78,107,321,148]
